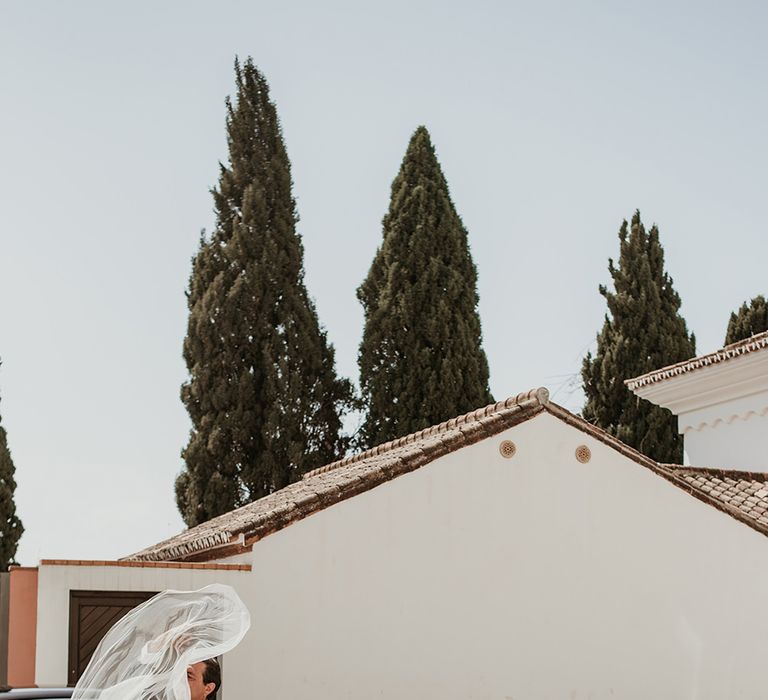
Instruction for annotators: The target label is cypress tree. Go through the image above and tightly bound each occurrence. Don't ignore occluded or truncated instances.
[177,58,355,527]
[582,211,696,464]
[725,295,768,344]
[0,369,23,570]
[357,126,493,449]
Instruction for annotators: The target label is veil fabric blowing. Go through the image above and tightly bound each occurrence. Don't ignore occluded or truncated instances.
[72,583,251,700]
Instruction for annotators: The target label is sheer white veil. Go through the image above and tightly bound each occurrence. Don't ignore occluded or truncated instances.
[72,583,250,700]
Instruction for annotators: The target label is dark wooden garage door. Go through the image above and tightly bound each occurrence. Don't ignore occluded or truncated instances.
[68,590,157,686]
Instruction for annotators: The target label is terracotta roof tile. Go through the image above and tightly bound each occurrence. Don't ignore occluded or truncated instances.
[126,388,550,562]
[126,387,768,564]
[537,406,768,539]
[625,330,768,390]
[39,559,251,571]
[659,466,768,537]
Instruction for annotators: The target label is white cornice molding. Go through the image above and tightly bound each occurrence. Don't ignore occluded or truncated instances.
[681,404,768,434]
[631,351,768,419]
[626,330,768,390]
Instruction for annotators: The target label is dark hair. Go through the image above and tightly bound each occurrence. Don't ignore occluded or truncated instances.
[202,658,221,700]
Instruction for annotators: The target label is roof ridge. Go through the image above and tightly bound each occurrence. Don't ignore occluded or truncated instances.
[659,464,768,482]
[127,390,768,564]
[303,387,550,480]
[543,403,662,473]
[542,406,768,537]
[127,387,550,562]
[625,330,768,390]
[721,328,768,352]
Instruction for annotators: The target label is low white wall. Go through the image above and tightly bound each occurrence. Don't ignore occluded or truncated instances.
[35,564,250,688]
[220,412,768,699]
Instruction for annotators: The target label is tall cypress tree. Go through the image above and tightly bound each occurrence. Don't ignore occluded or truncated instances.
[177,58,354,527]
[582,211,695,464]
[0,368,23,570]
[725,295,768,344]
[357,126,493,449]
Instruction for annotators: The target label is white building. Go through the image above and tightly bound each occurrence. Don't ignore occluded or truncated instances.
[627,329,768,471]
[9,341,768,697]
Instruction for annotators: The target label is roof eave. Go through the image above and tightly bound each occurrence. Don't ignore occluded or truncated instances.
[126,388,551,563]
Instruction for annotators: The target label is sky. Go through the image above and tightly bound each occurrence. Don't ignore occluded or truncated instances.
[1,1,766,566]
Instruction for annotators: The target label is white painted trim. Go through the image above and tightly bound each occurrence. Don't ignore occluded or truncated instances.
[680,397,768,434]
[631,350,768,428]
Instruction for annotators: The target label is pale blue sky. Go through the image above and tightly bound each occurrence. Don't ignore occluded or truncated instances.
[1,1,766,565]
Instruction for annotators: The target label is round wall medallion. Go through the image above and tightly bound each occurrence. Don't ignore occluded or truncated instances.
[575,444,592,463]
[499,440,516,458]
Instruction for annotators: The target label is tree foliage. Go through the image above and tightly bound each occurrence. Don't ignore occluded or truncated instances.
[0,369,23,570]
[357,126,493,449]
[177,59,354,527]
[725,295,768,345]
[582,211,696,464]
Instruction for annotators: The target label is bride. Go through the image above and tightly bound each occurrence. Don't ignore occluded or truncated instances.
[72,584,250,700]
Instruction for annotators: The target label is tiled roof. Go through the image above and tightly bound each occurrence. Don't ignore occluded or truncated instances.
[528,407,768,539]
[625,330,768,390]
[127,388,550,562]
[127,388,768,563]
[39,559,251,571]
[666,467,768,537]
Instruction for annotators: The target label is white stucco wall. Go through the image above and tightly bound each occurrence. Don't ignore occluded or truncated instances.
[36,411,768,698]
[681,391,768,470]
[35,564,250,687]
[225,412,768,699]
